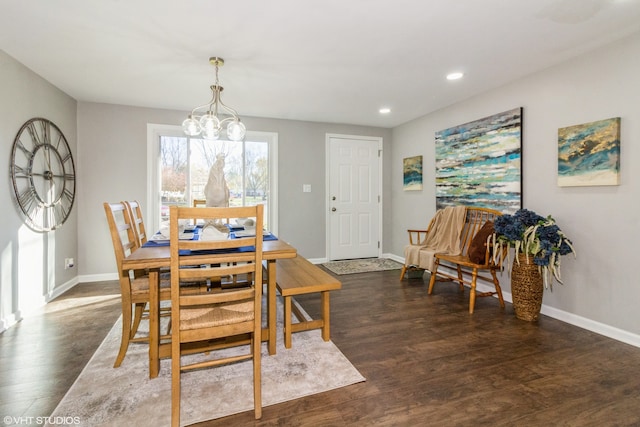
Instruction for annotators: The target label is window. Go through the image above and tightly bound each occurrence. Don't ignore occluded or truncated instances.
[147,125,278,234]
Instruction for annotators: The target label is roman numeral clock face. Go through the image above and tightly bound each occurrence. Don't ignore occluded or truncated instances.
[10,118,76,232]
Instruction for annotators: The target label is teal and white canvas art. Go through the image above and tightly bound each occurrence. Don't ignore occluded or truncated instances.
[558,117,620,187]
[435,108,522,214]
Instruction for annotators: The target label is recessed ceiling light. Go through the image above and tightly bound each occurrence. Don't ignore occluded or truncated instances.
[379,107,391,114]
[446,72,464,80]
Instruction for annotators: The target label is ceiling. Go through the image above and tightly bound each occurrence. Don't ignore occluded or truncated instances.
[2,0,640,128]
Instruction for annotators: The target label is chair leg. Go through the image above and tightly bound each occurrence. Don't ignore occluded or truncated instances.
[253,332,262,419]
[399,265,407,280]
[130,302,145,339]
[114,301,133,368]
[427,260,440,294]
[171,331,181,427]
[469,269,478,314]
[491,269,506,308]
[456,265,465,292]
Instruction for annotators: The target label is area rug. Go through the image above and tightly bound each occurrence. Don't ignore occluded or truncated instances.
[48,296,365,426]
[322,257,404,275]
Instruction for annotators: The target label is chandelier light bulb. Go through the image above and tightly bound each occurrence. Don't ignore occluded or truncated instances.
[182,116,201,136]
[203,127,220,140]
[227,120,246,142]
[200,113,219,132]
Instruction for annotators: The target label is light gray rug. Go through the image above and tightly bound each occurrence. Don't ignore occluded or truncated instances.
[322,258,404,275]
[48,296,364,426]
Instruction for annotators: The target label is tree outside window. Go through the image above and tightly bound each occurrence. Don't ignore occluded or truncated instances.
[159,136,270,228]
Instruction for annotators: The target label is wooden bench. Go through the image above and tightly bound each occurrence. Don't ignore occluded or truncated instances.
[403,206,506,314]
[275,256,342,349]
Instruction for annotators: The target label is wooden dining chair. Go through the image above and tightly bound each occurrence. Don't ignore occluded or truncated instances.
[124,200,148,247]
[170,204,264,426]
[103,201,172,368]
[192,198,206,224]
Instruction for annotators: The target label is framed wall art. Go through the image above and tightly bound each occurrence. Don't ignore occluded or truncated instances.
[403,155,423,191]
[558,117,620,187]
[435,107,522,214]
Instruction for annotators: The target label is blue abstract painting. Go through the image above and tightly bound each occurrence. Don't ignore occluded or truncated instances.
[558,117,620,187]
[403,155,423,191]
[435,108,522,214]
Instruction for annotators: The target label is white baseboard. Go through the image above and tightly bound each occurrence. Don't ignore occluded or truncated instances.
[472,280,640,349]
[79,273,118,283]
[1,275,80,334]
[385,253,404,263]
[47,276,80,301]
[0,314,18,334]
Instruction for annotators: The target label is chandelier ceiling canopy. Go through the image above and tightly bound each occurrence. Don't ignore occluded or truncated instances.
[182,57,246,141]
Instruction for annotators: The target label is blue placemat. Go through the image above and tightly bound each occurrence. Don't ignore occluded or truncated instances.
[230,231,278,241]
[142,228,277,248]
[142,227,200,247]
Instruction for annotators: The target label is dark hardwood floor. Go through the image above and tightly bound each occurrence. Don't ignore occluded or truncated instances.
[2,270,640,426]
[0,281,122,424]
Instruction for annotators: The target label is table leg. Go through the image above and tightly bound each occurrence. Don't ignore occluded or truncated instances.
[148,269,160,378]
[267,259,277,355]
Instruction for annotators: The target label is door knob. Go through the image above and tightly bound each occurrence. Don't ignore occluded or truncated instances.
[331,207,337,212]
[332,196,336,201]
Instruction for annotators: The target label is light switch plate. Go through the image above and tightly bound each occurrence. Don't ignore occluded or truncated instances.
[303,184,311,192]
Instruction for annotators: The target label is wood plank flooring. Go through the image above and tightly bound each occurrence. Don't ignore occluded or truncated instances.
[2,270,640,426]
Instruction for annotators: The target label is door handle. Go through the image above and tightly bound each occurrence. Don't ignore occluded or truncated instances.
[331,207,337,212]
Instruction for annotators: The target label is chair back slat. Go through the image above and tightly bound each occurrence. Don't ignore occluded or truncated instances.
[124,200,148,246]
[104,202,139,275]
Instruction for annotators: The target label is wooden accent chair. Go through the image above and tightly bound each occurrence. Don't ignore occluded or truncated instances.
[399,219,436,280]
[124,200,148,247]
[170,205,264,426]
[427,207,506,314]
[103,201,172,367]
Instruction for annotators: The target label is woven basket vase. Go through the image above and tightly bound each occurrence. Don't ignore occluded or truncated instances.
[511,253,544,321]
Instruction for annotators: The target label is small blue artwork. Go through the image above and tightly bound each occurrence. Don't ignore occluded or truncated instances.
[558,117,620,187]
[403,155,423,191]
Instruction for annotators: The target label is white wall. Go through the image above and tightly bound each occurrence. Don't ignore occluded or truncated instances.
[77,102,392,279]
[0,50,78,331]
[390,32,640,339]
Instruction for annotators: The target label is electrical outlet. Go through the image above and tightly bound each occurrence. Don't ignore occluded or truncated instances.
[65,258,75,269]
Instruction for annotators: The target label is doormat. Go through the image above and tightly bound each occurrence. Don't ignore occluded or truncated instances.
[322,258,403,275]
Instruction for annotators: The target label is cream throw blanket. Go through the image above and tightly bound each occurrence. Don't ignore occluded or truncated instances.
[403,206,466,272]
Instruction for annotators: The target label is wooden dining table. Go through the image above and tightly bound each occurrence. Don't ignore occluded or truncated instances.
[121,238,297,378]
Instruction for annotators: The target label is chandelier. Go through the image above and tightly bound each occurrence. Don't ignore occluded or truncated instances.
[182,57,246,141]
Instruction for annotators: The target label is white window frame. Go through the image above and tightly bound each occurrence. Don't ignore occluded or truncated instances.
[146,124,278,235]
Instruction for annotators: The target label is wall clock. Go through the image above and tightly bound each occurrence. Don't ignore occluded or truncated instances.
[10,118,76,232]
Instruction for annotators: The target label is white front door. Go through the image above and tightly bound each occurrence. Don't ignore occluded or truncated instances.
[327,135,382,260]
